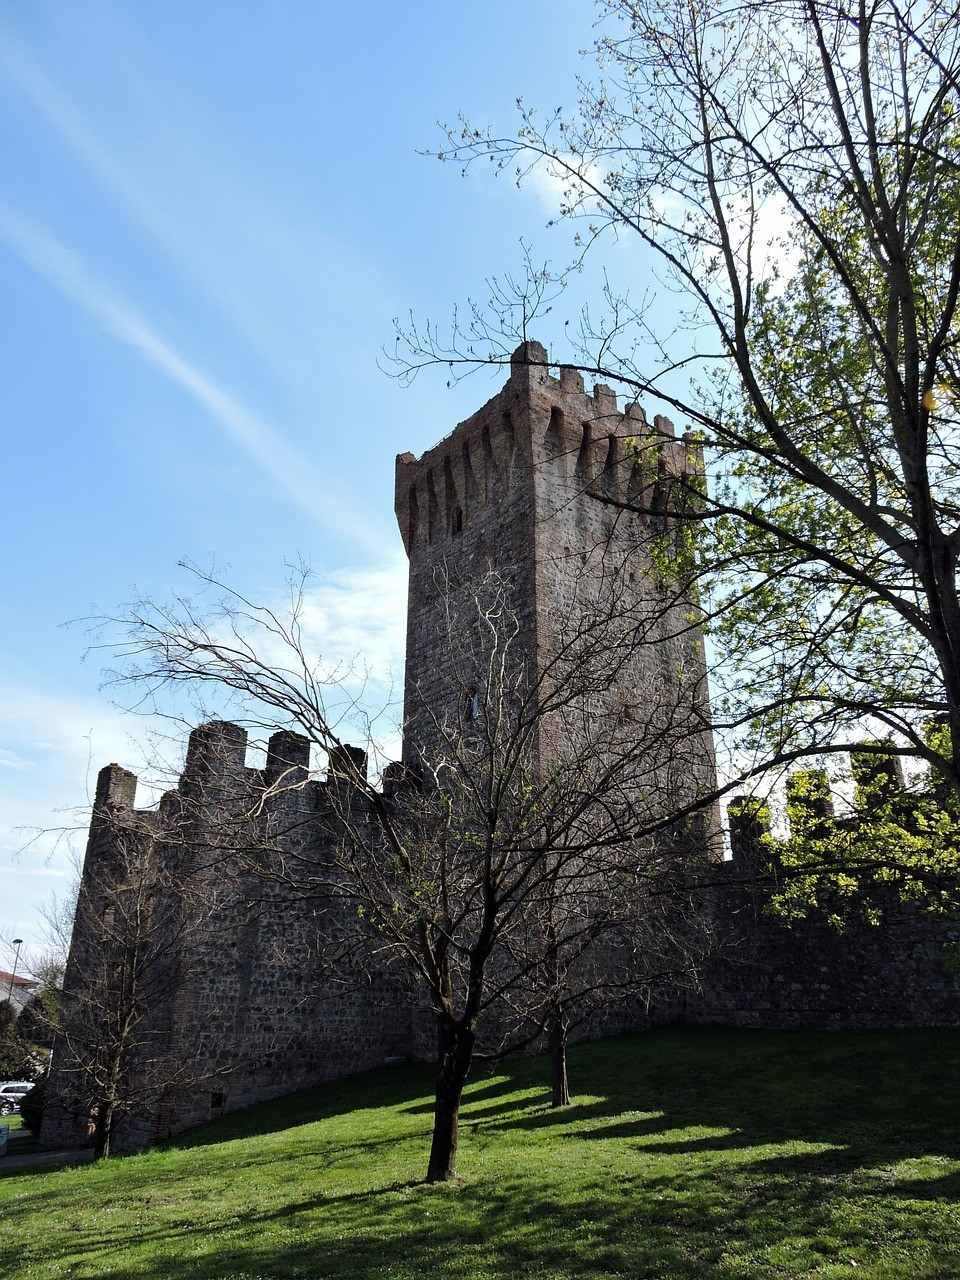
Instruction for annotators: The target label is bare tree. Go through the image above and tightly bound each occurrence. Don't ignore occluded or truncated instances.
[392,0,960,803]
[99,556,718,1181]
[500,834,712,1109]
[44,780,227,1158]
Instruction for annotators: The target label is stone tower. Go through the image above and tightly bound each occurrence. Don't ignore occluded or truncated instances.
[394,339,719,829]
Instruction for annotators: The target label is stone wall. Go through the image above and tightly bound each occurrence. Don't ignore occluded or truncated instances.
[396,340,722,839]
[44,339,726,1153]
[693,856,960,1030]
[395,345,541,766]
[42,728,420,1154]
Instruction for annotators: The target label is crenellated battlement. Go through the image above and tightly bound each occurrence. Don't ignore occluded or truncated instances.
[394,339,703,556]
[725,757,917,871]
[90,721,377,828]
[92,762,138,815]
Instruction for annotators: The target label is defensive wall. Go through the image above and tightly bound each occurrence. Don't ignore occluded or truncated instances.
[698,767,960,1030]
[41,340,959,1152]
[42,723,417,1152]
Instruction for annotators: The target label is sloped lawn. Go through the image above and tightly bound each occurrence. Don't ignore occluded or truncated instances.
[2,1028,959,1279]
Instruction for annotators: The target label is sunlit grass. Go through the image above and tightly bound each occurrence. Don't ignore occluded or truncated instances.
[2,1028,959,1278]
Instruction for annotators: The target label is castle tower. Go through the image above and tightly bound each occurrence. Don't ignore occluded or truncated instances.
[394,340,719,835]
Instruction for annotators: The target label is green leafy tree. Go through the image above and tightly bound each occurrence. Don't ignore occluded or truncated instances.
[16,978,61,1050]
[0,1013,45,1086]
[734,752,960,927]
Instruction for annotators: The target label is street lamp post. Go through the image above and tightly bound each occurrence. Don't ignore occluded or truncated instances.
[6,939,23,1004]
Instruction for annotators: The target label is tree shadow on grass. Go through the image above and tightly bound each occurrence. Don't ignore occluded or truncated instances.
[19,1154,960,1280]
[402,1072,538,1116]
[480,1026,960,1153]
[168,1058,437,1149]
[169,1053,551,1152]
[0,1153,89,1182]
[5,1173,725,1280]
[7,1028,960,1280]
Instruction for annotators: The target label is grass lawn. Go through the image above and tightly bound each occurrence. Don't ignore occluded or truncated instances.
[2,1028,959,1279]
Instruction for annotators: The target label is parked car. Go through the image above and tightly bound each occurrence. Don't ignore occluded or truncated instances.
[0,1081,34,1115]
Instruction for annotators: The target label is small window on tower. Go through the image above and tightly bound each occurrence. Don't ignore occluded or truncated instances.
[465,689,481,722]
[452,506,463,535]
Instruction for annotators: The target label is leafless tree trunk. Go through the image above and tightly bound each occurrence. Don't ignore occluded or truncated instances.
[548,999,571,1109]
[43,788,229,1158]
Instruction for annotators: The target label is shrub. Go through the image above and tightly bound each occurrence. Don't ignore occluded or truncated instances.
[17,991,57,1049]
[0,1031,46,1082]
[19,1078,45,1135]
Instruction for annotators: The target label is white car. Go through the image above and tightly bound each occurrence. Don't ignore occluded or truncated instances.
[0,1081,34,1115]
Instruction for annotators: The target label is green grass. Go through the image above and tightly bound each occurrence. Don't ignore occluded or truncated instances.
[2,1028,960,1279]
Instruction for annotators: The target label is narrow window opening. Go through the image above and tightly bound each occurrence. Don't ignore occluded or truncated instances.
[452,506,463,535]
[462,439,478,505]
[503,409,517,485]
[576,422,592,481]
[210,1091,225,1110]
[427,471,438,543]
[407,484,419,546]
[444,455,460,536]
[482,423,499,500]
[603,434,619,495]
[465,689,481,722]
[545,406,564,459]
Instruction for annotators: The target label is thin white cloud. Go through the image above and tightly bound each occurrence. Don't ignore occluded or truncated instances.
[0,749,31,771]
[0,687,153,829]
[0,32,392,401]
[646,187,801,292]
[0,687,155,954]
[0,204,383,554]
[0,39,129,221]
[203,557,409,762]
[299,559,408,768]
[729,193,803,291]
[525,154,608,216]
[0,863,70,880]
[526,146,802,295]
[298,558,408,678]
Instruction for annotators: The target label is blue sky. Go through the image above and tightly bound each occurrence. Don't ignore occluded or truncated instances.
[0,0,613,957]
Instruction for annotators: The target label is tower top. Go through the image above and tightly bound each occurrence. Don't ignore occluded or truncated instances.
[394,339,700,558]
